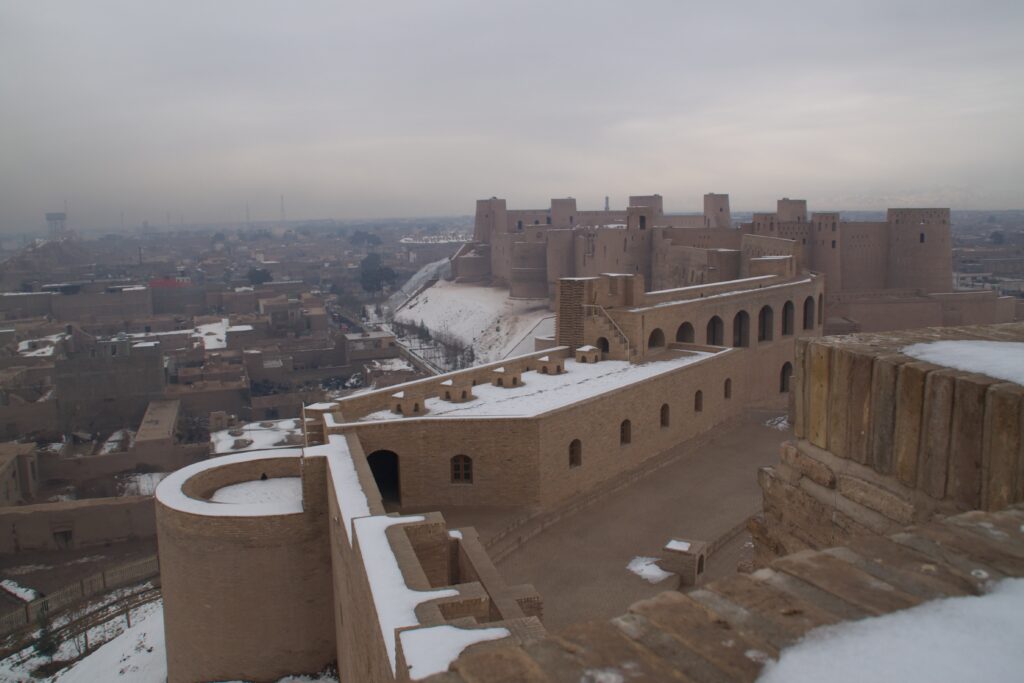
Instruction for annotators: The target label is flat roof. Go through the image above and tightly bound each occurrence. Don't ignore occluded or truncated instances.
[354,349,718,422]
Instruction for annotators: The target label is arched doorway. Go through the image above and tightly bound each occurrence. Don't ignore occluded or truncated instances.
[595,337,610,357]
[780,362,793,393]
[803,296,815,330]
[732,310,750,347]
[648,328,665,349]
[676,322,694,343]
[367,450,400,507]
[706,316,724,345]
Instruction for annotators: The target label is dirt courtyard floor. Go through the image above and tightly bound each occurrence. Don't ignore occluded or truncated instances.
[491,407,791,631]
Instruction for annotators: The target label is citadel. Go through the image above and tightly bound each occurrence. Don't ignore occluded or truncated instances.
[146,192,1023,682]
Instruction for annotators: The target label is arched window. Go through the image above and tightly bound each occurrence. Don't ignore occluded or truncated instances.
[620,419,632,445]
[782,300,794,336]
[732,310,750,347]
[660,403,670,428]
[676,322,694,343]
[724,378,732,399]
[803,296,815,330]
[413,402,420,413]
[694,390,703,412]
[758,305,774,342]
[648,328,665,349]
[569,439,582,468]
[451,455,473,484]
[706,316,724,345]
[780,362,793,393]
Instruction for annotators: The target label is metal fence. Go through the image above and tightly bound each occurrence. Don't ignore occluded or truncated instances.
[0,555,159,637]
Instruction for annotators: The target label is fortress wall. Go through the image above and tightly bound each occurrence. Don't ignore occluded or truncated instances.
[809,213,843,293]
[535,346,773,507]
[340,418,542,508]
[887,208,953,292]
[657,227,743,250]
[574,228,650,279]
[753,322,1024,565]
[837,221,888,291]
[509,241,549,299]
[0,496,155,554]
[544,229,575,295]
[158,455,335,683]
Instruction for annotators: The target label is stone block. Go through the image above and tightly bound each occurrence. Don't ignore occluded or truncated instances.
[869,354,903,475]
[917,370,955,500]
[846,349,874,465]
[892,362,933,488]
[947,372,996,508]
[807,342,831,449]
[779,442,835,489]
[981,383,1024,511]
[827,345,851,459]
[836,475,914,525]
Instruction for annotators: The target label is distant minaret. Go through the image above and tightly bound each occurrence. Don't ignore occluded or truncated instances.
[604,196,610,211]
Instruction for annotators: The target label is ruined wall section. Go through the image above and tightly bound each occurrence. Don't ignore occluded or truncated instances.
[753,322,1024,566]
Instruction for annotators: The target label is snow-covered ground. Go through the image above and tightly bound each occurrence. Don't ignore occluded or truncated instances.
[764,415,790,431]
[393,279,550,364]
[100,430,135,455]
[626,557,674,584]
[757,578,1024,683]
[357,352,713,422]
[903,340,1024,386]
[210,477,303,505]
[210,418,305,454]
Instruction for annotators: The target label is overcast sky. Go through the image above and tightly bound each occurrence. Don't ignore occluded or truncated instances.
[1,1,1022,233]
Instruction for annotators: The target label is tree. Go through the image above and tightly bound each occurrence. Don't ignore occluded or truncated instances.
[247,267,272,286]
[990,230,1006,245]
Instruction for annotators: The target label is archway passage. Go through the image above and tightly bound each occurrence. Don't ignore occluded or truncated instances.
[648,328,665,349]
[367,450,400,507]
[706,317,724,346]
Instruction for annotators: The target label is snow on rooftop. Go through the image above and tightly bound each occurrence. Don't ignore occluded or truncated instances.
[352,515,459,674]
[356,352,714,422]
[902,341,1024,386]
[757,578,1024,683]
[210,477,303,506]
[210,418,304,454]
[304,402,339,411]
[576,345,597,352]
[156,449,304,517]
[399,625,511,680]
[372,357,415,373]
[16,332,68,357]
[195,318,229,350]
[227,324,254,332]
[665,539,691,552]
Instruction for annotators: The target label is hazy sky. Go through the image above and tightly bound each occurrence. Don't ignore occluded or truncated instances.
[1,1,1022,233]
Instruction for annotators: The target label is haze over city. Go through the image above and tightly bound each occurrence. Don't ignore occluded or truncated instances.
[1,0,1023,233]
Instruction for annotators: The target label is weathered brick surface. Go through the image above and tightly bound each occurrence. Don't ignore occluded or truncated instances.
[429,507,1024,683]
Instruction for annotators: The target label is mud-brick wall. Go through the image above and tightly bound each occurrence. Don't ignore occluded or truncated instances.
[158,456,335,683]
